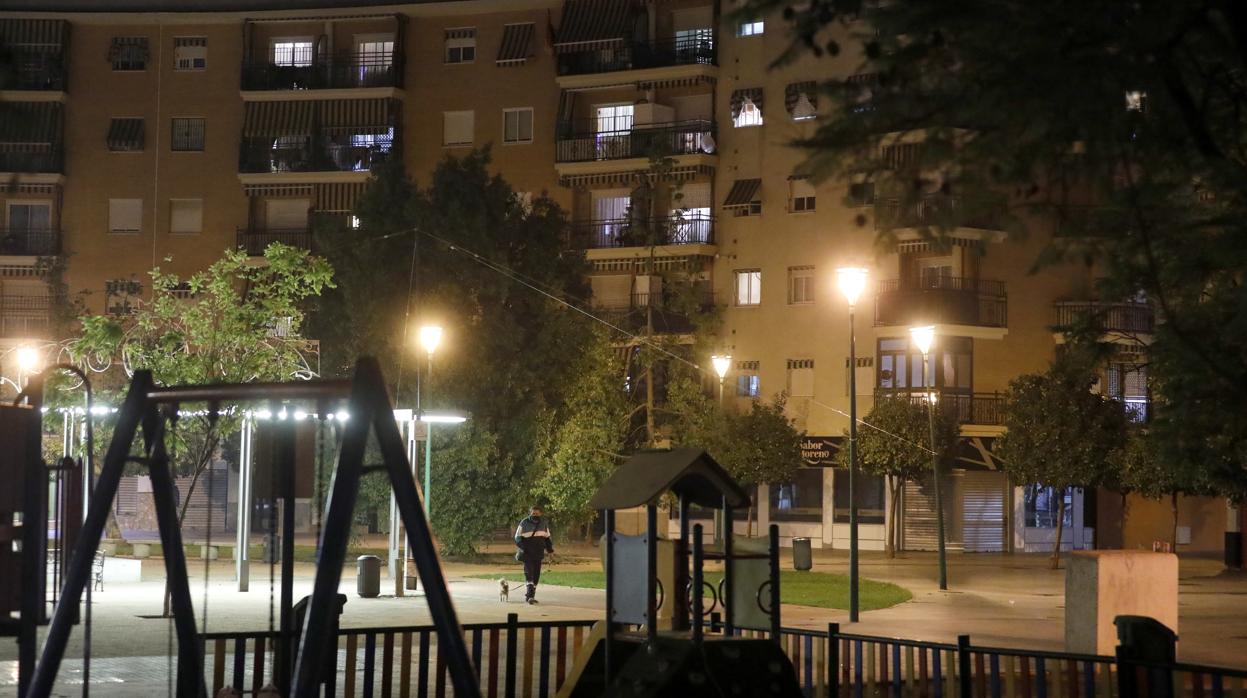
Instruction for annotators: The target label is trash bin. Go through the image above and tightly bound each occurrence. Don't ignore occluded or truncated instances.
[356,555,381,598]
[792,537,812,571]
[1114,615,1177,663]
[291,593,347,690]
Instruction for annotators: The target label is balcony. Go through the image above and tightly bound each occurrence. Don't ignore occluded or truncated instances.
[240,53,404,91]
[1053,301,1154,336]
[0,295,50,339]
[572,214,713,249]
[6,48,67,91]
[557,35,715,76]
[875,195,1005,232]
[595,290,716,335]
[236,228,313,256]
[0,148,63,174]
[876,389,1006,426]
[239,135,394,174]
[555,120,714,163]
[0,228,61,256]
[875,276,1007,328]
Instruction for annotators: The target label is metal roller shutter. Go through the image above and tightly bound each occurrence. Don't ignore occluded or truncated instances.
[961,471,1007,552]
[902,474,962,552]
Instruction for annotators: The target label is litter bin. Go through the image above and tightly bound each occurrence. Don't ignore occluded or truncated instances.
[356,555,381,598]
[1115,615,1177,663]
[792,537,812,571]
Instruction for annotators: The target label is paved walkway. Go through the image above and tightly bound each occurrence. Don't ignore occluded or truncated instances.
[3,547,1245,694]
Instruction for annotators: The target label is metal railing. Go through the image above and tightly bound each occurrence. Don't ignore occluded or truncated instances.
[238,135,394,174]
[875,195,1005,230]
[236,228,313,256]
[557,34,716,75]
[1053,301,1154,335]
[240,52,404,90]
[0,295,51,338]
[7,48,67,91]
[876,389,1007,425]
[0,228,60,255]
[875,276,1008,328]
[201,615,596,697]
[0,149,63,174]
[571,213,714,248]
[555,120,715,163]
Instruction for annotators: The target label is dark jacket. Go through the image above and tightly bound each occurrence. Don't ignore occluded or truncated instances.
[514,516,553,560]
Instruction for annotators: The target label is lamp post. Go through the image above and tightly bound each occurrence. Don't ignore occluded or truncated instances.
[417,325,443,515]
[910,325,948,591]
[711,354,731,405]
[836,266,868,623]
[15,345,39,390]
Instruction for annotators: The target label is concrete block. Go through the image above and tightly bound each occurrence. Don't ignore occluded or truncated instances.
[131,543,151,559]
[98,541,118,556]
[199,545,220,560]
[1065,550,1178,655]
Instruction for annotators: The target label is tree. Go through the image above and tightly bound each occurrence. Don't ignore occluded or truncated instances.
[310,151,596,553]
[840,396,958,557]
[1119,429,1208,549]
[747,0,1247,499]
[996,352,1130,567]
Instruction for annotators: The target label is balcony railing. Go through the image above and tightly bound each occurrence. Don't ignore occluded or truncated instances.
[875,195,1004,231]
[0,228,61,256]
[875,276,1007,328]
[236,228,313,256]
[595,290,716,334]
[876,389,1006,426]
[7,48,67,91]
[1053,301,1154,335]
[555,120,714,163]
[238,135,394,174]
[0,295,51,338]
[0,148,63,174]
[240,52,404,90]
[557,35,716,76]
[572,214,714,249]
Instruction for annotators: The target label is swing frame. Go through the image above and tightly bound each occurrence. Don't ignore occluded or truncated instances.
[25,357,481,698]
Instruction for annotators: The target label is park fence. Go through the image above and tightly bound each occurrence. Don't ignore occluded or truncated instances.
[200,618,1247,697]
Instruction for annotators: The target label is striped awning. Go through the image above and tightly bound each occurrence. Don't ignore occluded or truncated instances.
[559,164,714,188]
[242,101,314,138]
[722,178,762,208]
[315,182,369,212]
[0,19,69,47]
[0,182,60,195]
[106,118,145,152]
[241,183,315,198]
[318,99,395,135]
[496,23,536,65]
[554,0,635,53]
[0,102,63,149]
[445,27,476,40]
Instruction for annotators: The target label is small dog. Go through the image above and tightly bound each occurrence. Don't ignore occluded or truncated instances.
[499,579,510,603]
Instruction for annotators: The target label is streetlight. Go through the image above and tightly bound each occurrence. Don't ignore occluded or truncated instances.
[396,323,444,594]
[416,324,443,514]
[711,354,731,404]
[910,325,948,591]
[15,345,40,389]
[836,266,868,623]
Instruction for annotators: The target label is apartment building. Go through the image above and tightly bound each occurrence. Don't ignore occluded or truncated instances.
[1,0,1238,561]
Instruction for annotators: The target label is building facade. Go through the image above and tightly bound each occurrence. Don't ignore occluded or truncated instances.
[1,0,1240,560]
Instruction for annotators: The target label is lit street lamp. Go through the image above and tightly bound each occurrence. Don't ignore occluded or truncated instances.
[910,325,948,591]
[417,324,442,515]
[711,354,731,405]
[836,266,868,623]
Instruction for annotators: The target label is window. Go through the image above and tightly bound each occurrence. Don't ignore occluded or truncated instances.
[171,118,205,152]
[737,20,764,36]
[786,81,818,121]
[7,202,51,232]
[106,118,145,152]
[272,39,314,67]
[1107,363,1149,422]
[833,469,885,524]
[1023,485,1072,528]
[788,266,814,304]
[503,108,533,144]
[848,180,875,206]
[349,216,361,229]
[513,191,533,214]
[108,198,142,234]
[1125,90,1147,112]
[110,37,149,71]
[876,336,973,392]
[355,35,395,85]
[169,199,202,234]
[736,361,760,397]
[787,359,814,397]
[445,28,476,64]
[770,468,823,521]
[173,37,206,71]
[789,177,815,212]
[443,110,474,146]
[734,269,761,306]
[732,88,764,128]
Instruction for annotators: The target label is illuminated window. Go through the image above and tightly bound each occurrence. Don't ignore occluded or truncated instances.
[734,269,761,306]
[737,20,764,37]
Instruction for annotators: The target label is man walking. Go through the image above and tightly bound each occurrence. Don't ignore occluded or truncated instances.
[514,505,554,604]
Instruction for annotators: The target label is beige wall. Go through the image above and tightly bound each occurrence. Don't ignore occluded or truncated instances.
[1123,493,1226,553]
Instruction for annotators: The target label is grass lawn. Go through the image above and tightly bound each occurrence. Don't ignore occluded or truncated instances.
[468,569,911,612]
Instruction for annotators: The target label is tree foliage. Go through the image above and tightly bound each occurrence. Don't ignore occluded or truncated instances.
[749,0,1247,498]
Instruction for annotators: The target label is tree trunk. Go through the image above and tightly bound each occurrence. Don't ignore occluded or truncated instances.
[162,431,219,616]
[885,476,900,558]
[1050,494,1066,570]
[1171,491,1180,550]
